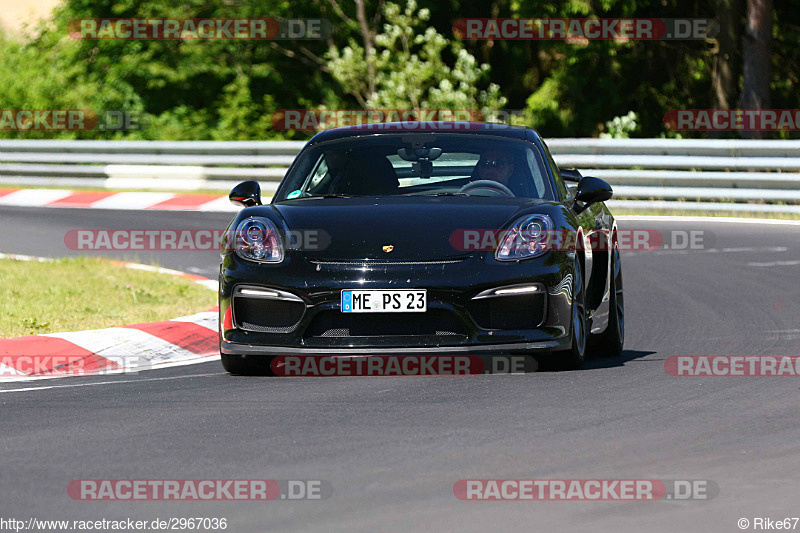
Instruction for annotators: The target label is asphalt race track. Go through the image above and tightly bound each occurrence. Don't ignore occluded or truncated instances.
[1,205,799,533]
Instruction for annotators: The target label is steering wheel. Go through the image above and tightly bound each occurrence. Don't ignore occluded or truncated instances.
[458,180,515,197]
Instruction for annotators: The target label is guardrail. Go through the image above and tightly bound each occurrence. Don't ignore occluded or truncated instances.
[1,138,799,212]
[545,139,800,212]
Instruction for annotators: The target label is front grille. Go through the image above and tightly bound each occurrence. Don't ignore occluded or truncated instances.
[233,296,305,333]
[318,328,350,337]
[466,294,546,330]
[304,309,467,338]
[310,258,466,267]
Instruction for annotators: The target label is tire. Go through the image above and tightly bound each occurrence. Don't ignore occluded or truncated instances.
[220,353,275,376]
[589,242,625,358]
[556,257,587,370]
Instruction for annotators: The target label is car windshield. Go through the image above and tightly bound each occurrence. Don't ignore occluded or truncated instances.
[275,134,554,201]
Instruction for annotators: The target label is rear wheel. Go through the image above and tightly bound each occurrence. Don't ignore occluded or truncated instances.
[220,353,275,376]
[556,258,587,370]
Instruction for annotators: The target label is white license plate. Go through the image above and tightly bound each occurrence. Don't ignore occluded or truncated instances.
[341,289,426,313]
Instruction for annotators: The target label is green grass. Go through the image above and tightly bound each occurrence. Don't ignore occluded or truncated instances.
[0,257,215,338]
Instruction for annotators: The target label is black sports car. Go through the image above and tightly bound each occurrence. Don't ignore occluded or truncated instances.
[218,122,624,373]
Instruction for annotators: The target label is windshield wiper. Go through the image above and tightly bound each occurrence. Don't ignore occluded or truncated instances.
[314,193,357,198]
[429,192,469,196]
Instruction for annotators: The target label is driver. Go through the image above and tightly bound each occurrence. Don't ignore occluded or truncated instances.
[475,149,515,189]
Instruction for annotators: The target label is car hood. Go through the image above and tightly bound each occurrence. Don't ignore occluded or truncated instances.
[267,196,551,260]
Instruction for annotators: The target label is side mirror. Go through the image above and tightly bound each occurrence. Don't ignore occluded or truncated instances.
[573,176,613,212]
[229,181,262,207]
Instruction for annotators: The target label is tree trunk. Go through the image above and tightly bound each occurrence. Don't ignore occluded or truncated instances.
[711,0,740,111]
[354,0,376,102]
[740,0,773,139]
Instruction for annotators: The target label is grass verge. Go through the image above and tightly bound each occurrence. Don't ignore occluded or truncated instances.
[0,257,215,338]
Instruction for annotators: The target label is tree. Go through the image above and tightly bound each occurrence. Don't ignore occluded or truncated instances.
[325,0,506,112]
[740,0,773,138]
[711,0,742,112]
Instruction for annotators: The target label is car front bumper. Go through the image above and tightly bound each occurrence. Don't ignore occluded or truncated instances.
[219,251,575,355]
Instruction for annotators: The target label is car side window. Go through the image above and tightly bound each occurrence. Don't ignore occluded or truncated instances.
[541,141,569,200]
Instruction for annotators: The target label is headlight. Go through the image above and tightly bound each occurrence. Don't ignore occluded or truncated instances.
[495,214,553,261]
[234,217,284,262]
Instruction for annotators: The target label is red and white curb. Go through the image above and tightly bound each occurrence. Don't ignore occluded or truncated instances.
[0,254,220,382]
[0,188,239,212]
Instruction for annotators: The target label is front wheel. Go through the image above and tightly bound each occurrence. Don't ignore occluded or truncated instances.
[555,258,587,370]
[589,245,624,358]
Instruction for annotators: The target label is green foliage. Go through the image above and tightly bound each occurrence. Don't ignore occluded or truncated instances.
[326,0,506,112]
[0,0,795,139]
[600,111,640,138]
[0,0,328,140]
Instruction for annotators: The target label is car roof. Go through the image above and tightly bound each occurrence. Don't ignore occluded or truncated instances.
[306,121,541,146]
